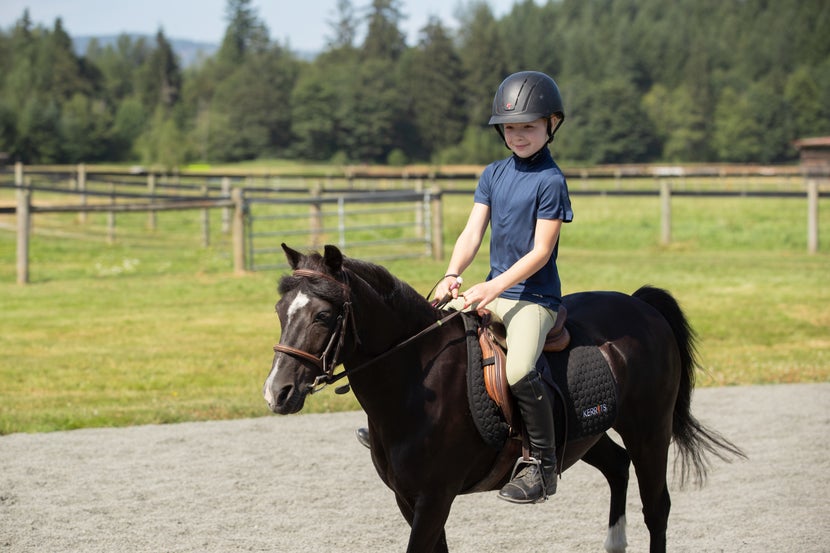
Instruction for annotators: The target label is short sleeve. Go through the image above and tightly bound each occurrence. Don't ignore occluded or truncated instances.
[537,173,573,223]
[474,163,495,207]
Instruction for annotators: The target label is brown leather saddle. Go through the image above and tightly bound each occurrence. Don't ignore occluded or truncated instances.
[477,305,570,435]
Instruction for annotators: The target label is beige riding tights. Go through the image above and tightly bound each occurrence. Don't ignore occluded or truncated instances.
[448,296,557,385]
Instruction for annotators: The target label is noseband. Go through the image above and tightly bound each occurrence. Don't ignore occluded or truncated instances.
[272,268,355,393]
[273,268,463,395]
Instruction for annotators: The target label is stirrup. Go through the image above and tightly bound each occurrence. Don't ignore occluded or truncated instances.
[508,455,541,482]
[499,455,549,504]
[355,427,371,449]
[507,454,556,500]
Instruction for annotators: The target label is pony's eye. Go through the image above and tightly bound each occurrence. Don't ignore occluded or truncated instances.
[314,311,332,324]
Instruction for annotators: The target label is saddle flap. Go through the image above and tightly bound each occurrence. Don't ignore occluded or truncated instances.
[478,327,517,434]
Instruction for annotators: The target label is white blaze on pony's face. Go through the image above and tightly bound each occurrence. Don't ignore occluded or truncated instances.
[263,291,312,409]
[286,291,311,327]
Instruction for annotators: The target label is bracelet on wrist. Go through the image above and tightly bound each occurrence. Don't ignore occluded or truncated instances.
[443,273,459,279]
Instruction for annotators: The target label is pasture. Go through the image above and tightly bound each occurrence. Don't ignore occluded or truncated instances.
[0,178,828,434]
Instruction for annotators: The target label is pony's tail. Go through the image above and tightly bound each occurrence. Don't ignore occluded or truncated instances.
[632,285,746,488]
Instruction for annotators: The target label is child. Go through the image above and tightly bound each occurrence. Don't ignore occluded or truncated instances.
[434,70,573,504]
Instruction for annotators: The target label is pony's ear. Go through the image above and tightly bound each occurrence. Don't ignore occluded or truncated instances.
[282,243,303,269]
[323,245,343,273]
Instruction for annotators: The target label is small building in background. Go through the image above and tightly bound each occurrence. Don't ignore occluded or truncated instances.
[793,136,830,176]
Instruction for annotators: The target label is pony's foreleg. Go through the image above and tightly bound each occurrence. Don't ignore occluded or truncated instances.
[396,492,452,553]
[582,433,631,553]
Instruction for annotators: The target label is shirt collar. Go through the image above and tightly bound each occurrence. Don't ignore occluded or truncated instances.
[512,147,552,168]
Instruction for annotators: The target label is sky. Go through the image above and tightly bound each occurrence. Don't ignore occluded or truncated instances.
[0,0,529,53]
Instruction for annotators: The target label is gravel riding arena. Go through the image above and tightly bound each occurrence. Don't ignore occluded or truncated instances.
[1,383,827,552]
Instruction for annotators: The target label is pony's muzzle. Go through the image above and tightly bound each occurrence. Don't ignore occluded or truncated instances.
[264,381,300,414]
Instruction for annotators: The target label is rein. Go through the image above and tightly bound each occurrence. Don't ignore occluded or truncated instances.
[320,308,462,392]
[272,268,462,394]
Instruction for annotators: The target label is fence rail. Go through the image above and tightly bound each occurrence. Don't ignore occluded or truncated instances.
[244,188,442,271]
[2,162,826,284]
[3,163,447,283]
[7,174,247,284]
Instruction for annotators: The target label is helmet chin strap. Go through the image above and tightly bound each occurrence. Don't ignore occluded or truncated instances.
[495,124,506,146]
[546,115,565,143]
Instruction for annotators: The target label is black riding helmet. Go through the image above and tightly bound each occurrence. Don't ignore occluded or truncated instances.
[489,71,565,146]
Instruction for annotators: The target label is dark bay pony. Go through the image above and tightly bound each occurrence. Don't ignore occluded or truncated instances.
[263,244,743,553]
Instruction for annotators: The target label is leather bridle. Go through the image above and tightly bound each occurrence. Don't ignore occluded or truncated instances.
[272,268,354,393]
[272,268,462,394]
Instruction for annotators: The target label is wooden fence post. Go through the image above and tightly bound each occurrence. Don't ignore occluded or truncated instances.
[660,179,672,245]
[221,177,231,234]
[430,186,443,261]
[16,163,30,285]
[107,182,116,244]
[232,187,246,274]
[147,173,156,230]
[77,163,87,224]
[414,178,424,238]
[201,182,210,247]
[807,178,819,253]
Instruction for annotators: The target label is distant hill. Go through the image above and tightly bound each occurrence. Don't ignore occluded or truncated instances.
[72,35,219,68]
[72,34,317,66]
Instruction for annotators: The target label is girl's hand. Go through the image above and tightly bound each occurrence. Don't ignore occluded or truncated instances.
[461,281,498,311]
[434,275,462,303]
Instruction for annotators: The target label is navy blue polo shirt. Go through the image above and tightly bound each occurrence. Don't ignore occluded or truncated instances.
[474,149,573,309]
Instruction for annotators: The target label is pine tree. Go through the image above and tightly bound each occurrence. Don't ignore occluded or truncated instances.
[457,3,507,129]
[361,0,406,61]
[405,18,466,157]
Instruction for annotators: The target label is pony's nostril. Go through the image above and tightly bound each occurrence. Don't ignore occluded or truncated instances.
[276,384,293,407]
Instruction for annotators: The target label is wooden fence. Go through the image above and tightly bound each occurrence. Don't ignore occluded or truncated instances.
[9,175,246,285]
[4,163,444,284]
[2,162,826,284]
[244,188,442,271]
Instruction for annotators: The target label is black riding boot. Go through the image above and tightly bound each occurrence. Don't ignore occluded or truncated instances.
[498,370,557,504]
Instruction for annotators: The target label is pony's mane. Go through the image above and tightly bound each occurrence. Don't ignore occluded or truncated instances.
[277,252,436,322]
[342,257,436,321]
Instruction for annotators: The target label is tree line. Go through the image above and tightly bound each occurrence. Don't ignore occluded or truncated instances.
[1,0,828,168]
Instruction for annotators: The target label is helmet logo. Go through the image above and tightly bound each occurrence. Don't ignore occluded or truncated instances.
[504,102,514,111]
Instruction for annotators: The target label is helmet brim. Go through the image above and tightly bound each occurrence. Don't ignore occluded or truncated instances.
[488,112,550,126]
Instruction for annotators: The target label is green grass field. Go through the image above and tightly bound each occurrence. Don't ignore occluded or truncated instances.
[1,184,828,434]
